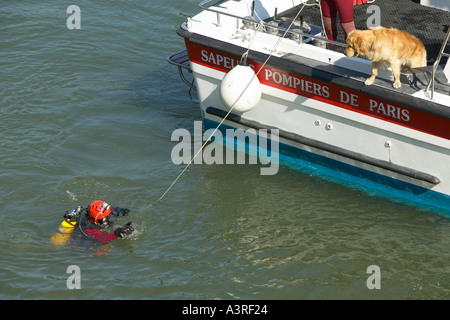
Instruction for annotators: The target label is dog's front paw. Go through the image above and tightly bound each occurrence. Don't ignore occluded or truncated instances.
[393,81,401,89]
[364,78,374,86]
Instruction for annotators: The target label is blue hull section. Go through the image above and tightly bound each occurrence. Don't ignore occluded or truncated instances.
[204,118,450,217]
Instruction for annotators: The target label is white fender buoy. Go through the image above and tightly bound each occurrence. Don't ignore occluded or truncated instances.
[220,58,262,113]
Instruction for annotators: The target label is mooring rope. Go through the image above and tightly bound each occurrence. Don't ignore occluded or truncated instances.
[147,2,309,208]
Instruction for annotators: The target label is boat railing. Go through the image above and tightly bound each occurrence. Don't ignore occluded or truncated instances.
[426,26,450,100]
[198,0,347,48]
[167,50,196,91]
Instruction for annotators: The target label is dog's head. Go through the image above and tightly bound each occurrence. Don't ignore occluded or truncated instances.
[345,30,375,58]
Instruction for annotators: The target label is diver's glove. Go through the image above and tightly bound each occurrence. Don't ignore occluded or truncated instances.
[114,222,134,238]
[112,207,130,217]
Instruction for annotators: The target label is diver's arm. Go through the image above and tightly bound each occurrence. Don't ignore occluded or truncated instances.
[110,207,130,217]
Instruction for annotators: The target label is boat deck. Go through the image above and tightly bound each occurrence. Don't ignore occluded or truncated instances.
[280,0,449,64]
[278,0,450,99]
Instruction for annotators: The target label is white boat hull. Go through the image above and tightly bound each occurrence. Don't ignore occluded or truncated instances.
[171,0,450,214]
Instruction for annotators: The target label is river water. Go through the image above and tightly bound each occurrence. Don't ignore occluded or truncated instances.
[1,0,448,300]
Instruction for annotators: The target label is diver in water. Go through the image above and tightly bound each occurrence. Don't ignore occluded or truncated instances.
[51,200,134,245]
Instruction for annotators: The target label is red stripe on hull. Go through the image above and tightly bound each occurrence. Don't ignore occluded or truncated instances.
[186,40,450,141]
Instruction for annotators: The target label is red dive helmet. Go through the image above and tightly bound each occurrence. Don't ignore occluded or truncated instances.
[88,200,111,223]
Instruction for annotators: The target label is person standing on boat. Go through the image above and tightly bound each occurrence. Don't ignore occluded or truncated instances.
[320,0,357,41]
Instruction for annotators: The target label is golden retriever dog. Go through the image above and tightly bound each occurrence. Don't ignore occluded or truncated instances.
[345,26,427,88]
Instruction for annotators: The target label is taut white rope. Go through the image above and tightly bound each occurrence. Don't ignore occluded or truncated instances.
[147,3,309,208]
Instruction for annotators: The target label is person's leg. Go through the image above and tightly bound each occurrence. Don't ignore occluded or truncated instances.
[321,0,338,41]
[335,0,355,39]
[341,21,356,39]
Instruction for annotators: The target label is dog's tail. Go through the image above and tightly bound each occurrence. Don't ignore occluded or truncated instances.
[421,52,427,67]
[411,47,427,68]
[410,35,428,68]
[420,52,427,67]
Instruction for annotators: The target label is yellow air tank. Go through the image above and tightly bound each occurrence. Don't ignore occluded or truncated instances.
[51,207,82,245]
